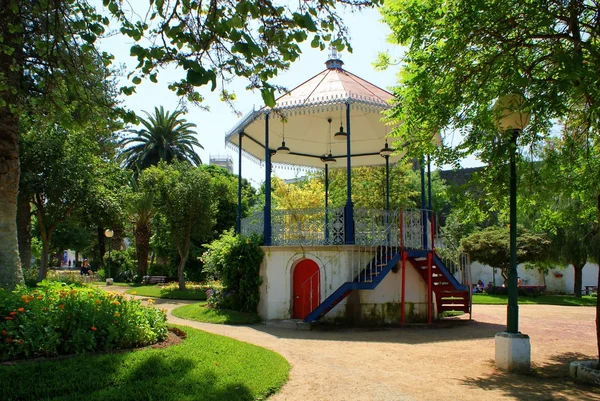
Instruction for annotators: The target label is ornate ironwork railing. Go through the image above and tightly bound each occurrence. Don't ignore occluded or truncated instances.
[240,207,443,249]
[271,207,345,246]
[240,211,264,237]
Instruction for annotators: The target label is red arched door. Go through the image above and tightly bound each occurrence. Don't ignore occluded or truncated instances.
[293,259,320,319]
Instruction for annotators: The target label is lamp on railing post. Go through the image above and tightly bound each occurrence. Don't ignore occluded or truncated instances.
[104,229,114,283]
[493,94,531,373]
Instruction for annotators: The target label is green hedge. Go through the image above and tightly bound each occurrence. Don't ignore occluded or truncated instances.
[202,231,264,313]
[0,282,167,361]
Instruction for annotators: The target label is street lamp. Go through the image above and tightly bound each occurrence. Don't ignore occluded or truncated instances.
[493,94,531,372]
[104,229,114,281]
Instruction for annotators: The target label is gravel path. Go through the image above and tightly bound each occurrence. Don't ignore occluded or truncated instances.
[105,286,600,401]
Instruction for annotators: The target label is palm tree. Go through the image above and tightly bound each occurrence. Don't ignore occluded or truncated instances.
[119,106,203,171]
[128,186,155,278]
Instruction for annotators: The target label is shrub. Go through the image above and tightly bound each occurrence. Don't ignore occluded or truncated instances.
[202,231,263,313]
[22,267,39,287]
[106,248,137,282]
[0,282,167,361]
[485,285,547,297]
[46,270,93,285]
[148,263,176,277]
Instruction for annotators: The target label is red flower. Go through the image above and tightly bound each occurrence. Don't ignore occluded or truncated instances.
[91,326,97,331]
[5,338,12,343]
[17,308,25,313]
[58,304,65,310]
[9,311,16,316]
[2,330,7,336]
[5,317,13,321]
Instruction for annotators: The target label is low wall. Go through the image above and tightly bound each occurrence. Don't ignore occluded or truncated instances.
[258,246,429,324]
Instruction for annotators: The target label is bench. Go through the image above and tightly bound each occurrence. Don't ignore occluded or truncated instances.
[584,285,597,295]
[142,275,167,285]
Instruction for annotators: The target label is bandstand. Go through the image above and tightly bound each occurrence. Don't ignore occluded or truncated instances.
[225,54,471,324]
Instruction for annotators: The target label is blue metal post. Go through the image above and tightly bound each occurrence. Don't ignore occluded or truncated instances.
[427,155,432,211]
[236,133,243,234]
[427,154,433,249]
[385,155,390,244]
[385,155,390,212]
[420,159,428,249]
[264,114,272,245]
[345,102,355,244]
[325,164,329,243]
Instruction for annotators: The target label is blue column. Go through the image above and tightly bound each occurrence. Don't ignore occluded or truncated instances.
[236,133,243,234]
[264,114,272,245]
[345,102,355,244]
[325,164,329,244]
[420,159,428,249]
[385,156,390,212]
[427,155,433,250]
[427,155,432,211]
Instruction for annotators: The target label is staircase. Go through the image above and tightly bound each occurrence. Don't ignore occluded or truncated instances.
[405,250,471,315]
[304,247,400,323]
[304,248,471,323]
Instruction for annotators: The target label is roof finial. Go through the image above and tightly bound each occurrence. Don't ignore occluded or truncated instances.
[325,45,344,69]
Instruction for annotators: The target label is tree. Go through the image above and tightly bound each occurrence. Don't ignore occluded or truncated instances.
[142,163,216,290]
[327,162,419,209]
[0,0,381,289]
[119,107,203,171]
[381,0,600,362]
[128,190,154,279]
[461,226,551,283]
[19,126,100,280]
[380,0,600,161]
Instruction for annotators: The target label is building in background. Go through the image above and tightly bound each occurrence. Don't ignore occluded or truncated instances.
[209,154,234,174]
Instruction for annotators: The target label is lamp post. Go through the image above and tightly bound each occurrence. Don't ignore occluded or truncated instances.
[493,94,531,372]
[104,229,114,281]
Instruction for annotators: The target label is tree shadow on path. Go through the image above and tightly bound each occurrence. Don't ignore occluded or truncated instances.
[461,352,600,401]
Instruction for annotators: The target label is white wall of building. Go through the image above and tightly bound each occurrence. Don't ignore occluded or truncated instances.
[470,261,599,294]
[258,246,429,323]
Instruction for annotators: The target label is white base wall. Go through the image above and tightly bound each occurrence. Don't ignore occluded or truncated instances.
[470,261,599,294]
[258,246,429,324]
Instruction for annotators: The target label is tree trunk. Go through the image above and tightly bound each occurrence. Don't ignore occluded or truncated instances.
[38,239,50,281]
[573,263,584,297]
[97,226,105,267]
[135,224,151,278]
[178,255,188,291]
[112,227,123,252]
[0,4,24,289]
[177,232,191,291]
[16,192,31,269]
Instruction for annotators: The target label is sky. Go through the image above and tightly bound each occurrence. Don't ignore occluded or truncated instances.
[97,3,477,186]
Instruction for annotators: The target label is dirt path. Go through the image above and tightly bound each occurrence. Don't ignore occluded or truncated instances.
[103,286,600,401]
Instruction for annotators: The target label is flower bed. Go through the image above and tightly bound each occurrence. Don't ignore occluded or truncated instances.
[0,282,167,361]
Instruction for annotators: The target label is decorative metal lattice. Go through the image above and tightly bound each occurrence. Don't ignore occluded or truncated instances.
[401,208,426,249]
[272,207,345,246]
[354,209,400,246]
[326,207,345,245]
[240,212,264,238]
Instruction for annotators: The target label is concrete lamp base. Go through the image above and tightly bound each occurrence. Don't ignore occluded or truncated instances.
[495,332,531,373]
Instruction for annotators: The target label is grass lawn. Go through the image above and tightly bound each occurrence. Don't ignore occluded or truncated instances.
[0,325,289,401]
[173,302,262,325]
[473,294,597,306]
[126,286,207,301]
